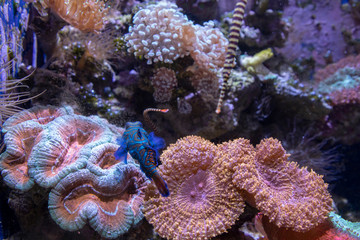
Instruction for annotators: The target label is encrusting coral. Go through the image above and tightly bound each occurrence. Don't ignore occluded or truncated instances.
[143,135,245,240]
[329,211,360,239]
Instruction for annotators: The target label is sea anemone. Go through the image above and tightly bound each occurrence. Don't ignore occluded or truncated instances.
[43,0,109,33]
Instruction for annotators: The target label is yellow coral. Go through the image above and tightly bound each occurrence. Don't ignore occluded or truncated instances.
[240,48,274,73]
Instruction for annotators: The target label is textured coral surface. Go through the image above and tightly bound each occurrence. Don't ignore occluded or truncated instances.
[144,136,245,240]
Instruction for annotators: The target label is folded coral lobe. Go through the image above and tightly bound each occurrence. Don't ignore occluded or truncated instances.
[0,122,43,191]
[48,164,149,239]
[28,115,113,188]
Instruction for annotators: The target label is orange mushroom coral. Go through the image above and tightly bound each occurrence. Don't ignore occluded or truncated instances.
[143,136,245,240]
[43,0,109,33]
[232,138,333,232]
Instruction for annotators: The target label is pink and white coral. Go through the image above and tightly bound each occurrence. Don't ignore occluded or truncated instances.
[125,1,191,64]
[190,21,228,70]
[151,67,178,102]
[125,1,227,70]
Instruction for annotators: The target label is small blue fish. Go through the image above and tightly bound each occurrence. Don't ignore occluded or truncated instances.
[114,121,170,197]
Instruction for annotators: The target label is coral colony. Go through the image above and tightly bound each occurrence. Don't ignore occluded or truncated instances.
[1,0,360,240]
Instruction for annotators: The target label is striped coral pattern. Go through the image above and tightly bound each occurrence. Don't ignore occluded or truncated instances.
[216,0,248,114]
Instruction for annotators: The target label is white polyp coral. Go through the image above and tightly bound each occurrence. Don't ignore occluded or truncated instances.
[151,67,178,102]
[191,21,228,70]
[125,1,191,64]
[125,1,228,70]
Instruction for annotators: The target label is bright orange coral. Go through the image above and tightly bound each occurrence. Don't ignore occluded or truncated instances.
[232,138,333,232]
[43,0,109,33]
[143,136,245,240]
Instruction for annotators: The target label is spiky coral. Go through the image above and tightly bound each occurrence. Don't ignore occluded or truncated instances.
[231,138,333,232]
[144,136,245,240]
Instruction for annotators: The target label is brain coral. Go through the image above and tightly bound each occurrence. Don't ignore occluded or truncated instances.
[125,1,192,64]
[231,138,333,232]
[0,105,73,191]
[0,105,151,239]
[143,135,245,240]
[48,164,149,239]
[28,114,116,189]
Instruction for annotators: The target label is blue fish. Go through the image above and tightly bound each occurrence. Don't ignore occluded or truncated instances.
[114,121,170,197]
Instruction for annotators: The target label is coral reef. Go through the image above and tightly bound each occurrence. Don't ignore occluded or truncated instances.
[1,0,360,239]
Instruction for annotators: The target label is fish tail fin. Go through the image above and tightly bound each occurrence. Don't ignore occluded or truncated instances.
[152,172,170,197]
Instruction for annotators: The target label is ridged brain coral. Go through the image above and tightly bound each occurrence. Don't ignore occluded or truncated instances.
[143,136,245,240]
[28,114,115,189]
[232,138,333,232]
[48,164,149,239]
[0,105,151,239]
[0,106,73,191]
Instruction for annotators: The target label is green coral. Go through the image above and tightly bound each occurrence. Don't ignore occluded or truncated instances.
[329,211,360,238]
[317,67,360,95]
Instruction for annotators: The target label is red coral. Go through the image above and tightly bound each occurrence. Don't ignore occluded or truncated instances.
[318,228,357,240]
[314,54,360,83]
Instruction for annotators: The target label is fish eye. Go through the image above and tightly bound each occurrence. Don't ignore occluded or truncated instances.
[137,129,142,138]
